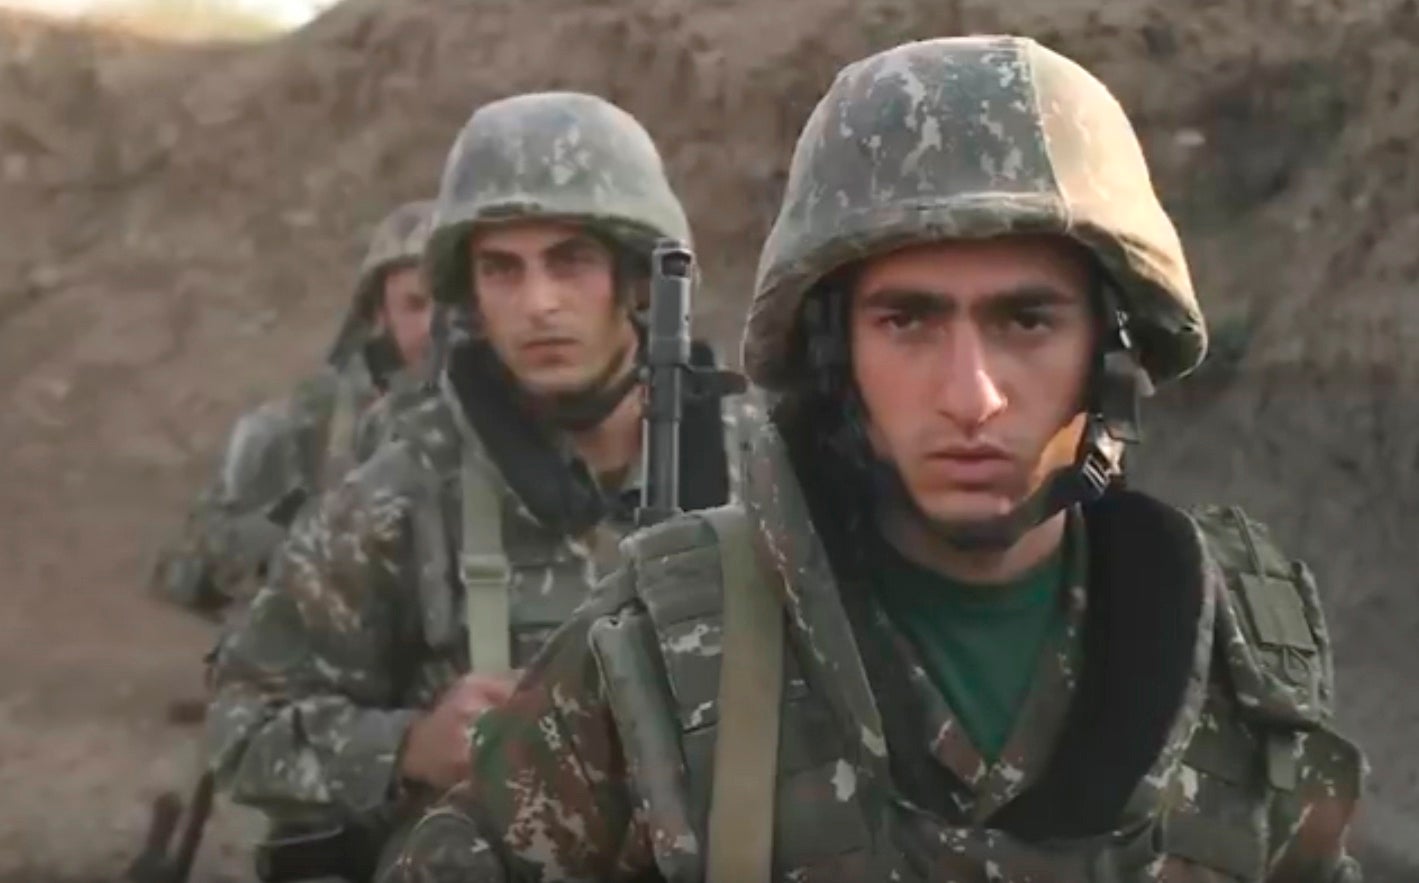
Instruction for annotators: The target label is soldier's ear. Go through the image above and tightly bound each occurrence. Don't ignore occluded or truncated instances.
[629,276,651,314]
[611,245,651,314]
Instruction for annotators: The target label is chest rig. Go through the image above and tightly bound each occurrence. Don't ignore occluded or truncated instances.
[589,496,1362,883]
[395,385,629,679]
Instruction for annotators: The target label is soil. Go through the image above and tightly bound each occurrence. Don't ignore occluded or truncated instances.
[1,0,1415,878]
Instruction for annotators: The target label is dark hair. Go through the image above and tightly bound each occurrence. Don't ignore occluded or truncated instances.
[768,248,1127,817]
[772,243,1117,470]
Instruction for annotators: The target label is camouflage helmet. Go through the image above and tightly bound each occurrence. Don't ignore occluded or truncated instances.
[354,199,436,317]
[746,36,1207,390]
[425,91,692,305]
[327,200,435,368]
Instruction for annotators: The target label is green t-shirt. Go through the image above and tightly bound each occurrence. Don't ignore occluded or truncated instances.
[873,539,1067,763]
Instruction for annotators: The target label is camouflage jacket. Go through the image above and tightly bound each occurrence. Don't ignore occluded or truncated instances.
[205,341,731,843]
[388,422,1365,883]
[152,357,411,615]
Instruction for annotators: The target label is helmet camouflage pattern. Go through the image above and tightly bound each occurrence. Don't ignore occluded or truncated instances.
[354,199,436,317]
[425,91,691,305]
[327,199,435,367]
[746,35,1208,390]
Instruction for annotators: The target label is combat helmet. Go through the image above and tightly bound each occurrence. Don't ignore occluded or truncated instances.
[753,36,1209,547]
[425,91,691,309]
[327,199,436,368]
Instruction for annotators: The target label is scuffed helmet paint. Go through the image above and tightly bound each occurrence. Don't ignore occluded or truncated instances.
[327,199,435,368]
[355,199,436,317]
[746,35,1206,389]
[426,92,691,306]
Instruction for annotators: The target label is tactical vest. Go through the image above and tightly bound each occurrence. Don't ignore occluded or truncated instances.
[398,330,737,675]
[220,358,388,527]
[394,382,631,677]
[158,364,379,611]
[589,500,1364,883]
[295,365,368,495]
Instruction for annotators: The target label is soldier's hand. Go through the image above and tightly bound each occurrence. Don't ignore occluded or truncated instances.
[399,673,518,790]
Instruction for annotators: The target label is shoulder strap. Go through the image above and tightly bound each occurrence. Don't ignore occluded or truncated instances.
[700,506,785,883]
[461,450,511,673]
[317,375,361,490]
[452,394,512,674]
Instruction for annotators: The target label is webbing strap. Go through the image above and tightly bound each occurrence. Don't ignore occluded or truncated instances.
[701,506,785,883]
[317,376,359,490]
[457,424,512,674]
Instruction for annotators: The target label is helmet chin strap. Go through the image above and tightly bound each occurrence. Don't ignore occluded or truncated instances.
[799,271,1156,556]
[361,332,405,391]
[537,334,640,432]
[539,284,655,432]
[422,302,455,393]
[461,248,646,433]
[870,312,1155,554]
[874,415,1127,552]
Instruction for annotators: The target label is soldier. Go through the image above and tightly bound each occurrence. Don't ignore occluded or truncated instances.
[205,92,733,881]
[390,37,1366,883]
[152,200,437,616]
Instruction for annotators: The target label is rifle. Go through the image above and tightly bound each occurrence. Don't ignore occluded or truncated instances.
[128,768,380,883]
[126,769,215,883]
[636,239,746,528]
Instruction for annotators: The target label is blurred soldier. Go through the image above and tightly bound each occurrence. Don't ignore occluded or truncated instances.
[151,200,436,616]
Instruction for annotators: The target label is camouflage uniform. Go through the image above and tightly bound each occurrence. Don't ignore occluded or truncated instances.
[205,93,732,879]
[152,200,436,615]
[390,37,1366,882]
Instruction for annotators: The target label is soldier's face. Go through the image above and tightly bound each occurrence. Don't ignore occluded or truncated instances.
[379,265,433,368]
[850,236,1097,528]
[470,221,633,398]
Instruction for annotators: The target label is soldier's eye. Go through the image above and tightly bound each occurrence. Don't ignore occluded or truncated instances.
[1007,308,1054,333]
[477,257,518,280]
[880,311,923,332]
[1016,308,1050,329]
[550,242,605,274]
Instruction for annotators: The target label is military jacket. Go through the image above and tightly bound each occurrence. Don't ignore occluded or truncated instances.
[206,343,731,837]
[152,358,401,614]
[389,423,1364,883]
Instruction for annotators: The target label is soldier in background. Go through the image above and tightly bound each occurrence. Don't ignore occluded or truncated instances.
[205,92,734,881]
[151,200,436,617]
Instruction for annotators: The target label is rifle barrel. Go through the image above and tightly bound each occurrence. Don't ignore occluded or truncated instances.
[640,240,694,525]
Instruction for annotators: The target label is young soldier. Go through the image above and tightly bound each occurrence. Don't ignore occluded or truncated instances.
[152,200,436,615]
[391,37,1364,883]
[206,93,732,880]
